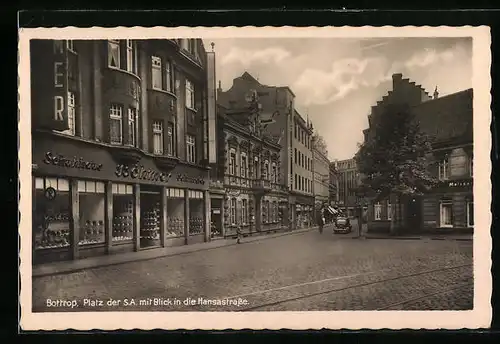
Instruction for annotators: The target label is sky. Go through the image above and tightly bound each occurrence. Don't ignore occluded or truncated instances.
[203,37,472,161]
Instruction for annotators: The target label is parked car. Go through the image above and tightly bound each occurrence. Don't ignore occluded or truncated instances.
[333,215,352,234]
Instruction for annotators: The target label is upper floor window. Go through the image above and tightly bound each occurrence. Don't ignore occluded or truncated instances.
[272,164,277,183]
[240,154,247,178]
[229,149,236,175]
[294,174,298,190]
[374,202,382,221]
[126,40,136,73]
[61,92,76,136]
[152,120,164,155]
[167,123,175,156]
[242,199,248,225]
[186,134,196,163]
[108,40,121,69]
[151,56,163,90]
[188,39,196,55]
[127,108,137,147]
[185,79,195,110]
[109,104,123,145]
[263,161,269,180]
[181,39,189,51]
[438,157,450,181]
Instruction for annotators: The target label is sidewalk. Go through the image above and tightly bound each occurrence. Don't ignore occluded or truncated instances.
[363,232,473,241]
[33,226,318,278]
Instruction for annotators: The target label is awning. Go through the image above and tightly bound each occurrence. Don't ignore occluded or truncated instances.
[325,206,337,215]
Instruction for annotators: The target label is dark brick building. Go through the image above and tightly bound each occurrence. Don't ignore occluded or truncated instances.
[31,39,215,265]
[362,73,473,234]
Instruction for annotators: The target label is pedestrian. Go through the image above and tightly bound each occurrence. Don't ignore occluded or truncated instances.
[317,207,325,234]
[236,225,243,244]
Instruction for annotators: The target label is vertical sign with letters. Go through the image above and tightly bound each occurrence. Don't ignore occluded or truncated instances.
[51,40,70,131]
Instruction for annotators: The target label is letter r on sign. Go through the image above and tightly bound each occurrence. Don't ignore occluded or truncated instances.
[54,96,65,121]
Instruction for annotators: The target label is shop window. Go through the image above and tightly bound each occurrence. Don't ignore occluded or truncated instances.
[467,201,474,227]
[140,186,162,248]
[167,123,175,156]
[273,201,278,222]
[438,157,450,181]
[229,149,236,175]
[109,104,123,145]
[112,183,134,242]
[151,56,163,90]
[230,198,236,225]
[152,120,164,155]
[128,108,138,147]
[189,190,204,235]
[61,91,76,136]
[166,188,186,238]
[387,202,392,221]
[33,177,71,250]
[108,40,121,69]
[186,134,196,163]
[78,180,106,246]
[185,79,195,110]
[242,199,248,224]
[374,202,382,221]
[440,201,453,227]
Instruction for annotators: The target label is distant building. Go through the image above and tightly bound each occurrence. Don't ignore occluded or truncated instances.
[217,72,315,230]
[335,158,361,218]
[312,136,330,211]
[329,161,339,205]
[362,73,473,233]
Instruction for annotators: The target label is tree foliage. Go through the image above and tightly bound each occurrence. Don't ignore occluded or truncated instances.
[312,132,328,156]
[354,103,438,202]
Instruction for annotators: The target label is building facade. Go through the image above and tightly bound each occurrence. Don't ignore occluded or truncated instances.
[209,101,288,238]
[361,73,473,234]
[335,158,361,218]
[329,161,340,205]
[312,136,331,218]
[216,72,315,230]
[31,39,214,265]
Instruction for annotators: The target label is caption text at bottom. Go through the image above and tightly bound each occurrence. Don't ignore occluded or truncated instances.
[46,297,249,309]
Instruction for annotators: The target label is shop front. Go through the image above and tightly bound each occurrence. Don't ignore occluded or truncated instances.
[32,133,210,266]
[294,195,315,229]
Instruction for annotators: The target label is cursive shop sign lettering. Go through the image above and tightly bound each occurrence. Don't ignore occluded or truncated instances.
[176,173,206,185]
[44,152,103,171]
[115,164,171,183]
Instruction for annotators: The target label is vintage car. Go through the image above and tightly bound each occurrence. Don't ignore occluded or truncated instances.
[333,215,352,233]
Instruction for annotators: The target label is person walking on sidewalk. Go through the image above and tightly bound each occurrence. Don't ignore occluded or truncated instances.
[236,225,243,244]
[317,207,325,234]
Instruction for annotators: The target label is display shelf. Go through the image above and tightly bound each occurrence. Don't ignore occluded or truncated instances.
[189,217,203,235]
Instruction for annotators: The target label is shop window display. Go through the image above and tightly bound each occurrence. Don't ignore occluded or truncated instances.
[78,180,106,245]
[167,188,185,238]
[189,190,204,235]
[112,183,134,242]
[140,186,162,248]
[33,177,71,250]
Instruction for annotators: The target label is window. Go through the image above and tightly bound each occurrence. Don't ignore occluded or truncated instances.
[438,157,450,180]
[229,149,236,175]
[272,164,277,183]
[112,183,134,242]
[78,180,106,246]
[294,125,297,139]
[109,104,123,144]
[295,174,298,190]
[263,161,269,180]
[374,202,382,220]
[241,154,247,178]
[387,202,392,220]
[469,155,473,177]
[151,56,163,90]
[231,198,236,225]
[242,199,248,224]
[126,40,136,74]
[186,135,196,163]
[467,201,474,227]
[294,148,297,164]
[61,91,76,136]
[440,201,453,227]
[108,40,120,68]
[152,121,164,155]
[127,108,137,146]
[188,39,196,55]
[181,39,189,51]
[167,123,174,156]
[165,61,172,92]
[185,79,195,109]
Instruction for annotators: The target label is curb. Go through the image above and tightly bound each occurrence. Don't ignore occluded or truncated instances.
[365,235,473,242]
[33,227,317,278]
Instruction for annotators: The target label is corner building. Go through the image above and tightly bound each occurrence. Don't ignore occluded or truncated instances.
[216,72,315,230]
[31,39,215,265]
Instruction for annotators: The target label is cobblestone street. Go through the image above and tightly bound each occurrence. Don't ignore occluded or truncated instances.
[33,228,473,312]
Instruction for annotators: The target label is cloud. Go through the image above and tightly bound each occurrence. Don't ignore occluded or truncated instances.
[221,47,291,67]
[292,43,468,106]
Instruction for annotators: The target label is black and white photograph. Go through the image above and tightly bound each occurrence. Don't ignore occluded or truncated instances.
[19,26,491,330]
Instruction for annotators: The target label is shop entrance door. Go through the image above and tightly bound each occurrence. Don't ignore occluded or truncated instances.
[210,198,223,238]
[140,186,162,249]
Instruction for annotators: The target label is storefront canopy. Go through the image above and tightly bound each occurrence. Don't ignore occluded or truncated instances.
[326,206,339,215]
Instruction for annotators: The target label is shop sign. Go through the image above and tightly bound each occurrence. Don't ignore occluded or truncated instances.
[448,180,472,188]
[44,187,57,201]
[51,41,69,131]
[212,208,221,214]
[44,152,103,171]
[176,173,206,185]
[115,163,171,183]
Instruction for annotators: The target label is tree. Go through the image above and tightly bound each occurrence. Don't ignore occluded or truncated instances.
[312,132,328,156]
[354,103,438,234]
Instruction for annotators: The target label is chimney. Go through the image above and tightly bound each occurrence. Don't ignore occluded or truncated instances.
[433,86,439,99]
[392,73,403,89]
